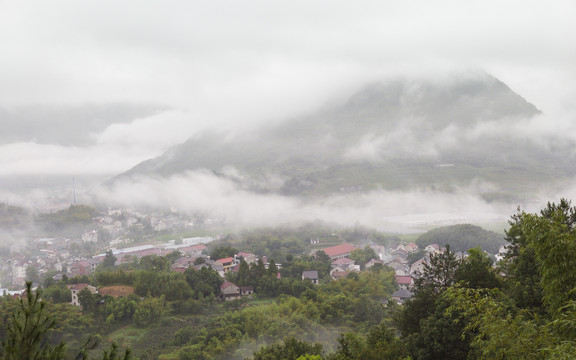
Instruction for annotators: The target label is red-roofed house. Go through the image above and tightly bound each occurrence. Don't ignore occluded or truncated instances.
[215,257,236,272]
[405,243,419,253]
[322,243,356,260]
[192,243,207,252]
[395,275,414,290]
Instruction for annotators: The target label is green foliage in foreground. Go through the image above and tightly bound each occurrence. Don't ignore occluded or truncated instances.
[250,338,323,360]
[159,267,397,359]
[0,283,129,360]
[1,283,66,360]
[394,199,576,360]
[247,323,408,360]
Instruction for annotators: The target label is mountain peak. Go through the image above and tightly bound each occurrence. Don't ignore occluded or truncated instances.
[114,72,558,200]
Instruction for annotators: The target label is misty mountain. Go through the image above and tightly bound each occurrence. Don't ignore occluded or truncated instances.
[116,72,573,200]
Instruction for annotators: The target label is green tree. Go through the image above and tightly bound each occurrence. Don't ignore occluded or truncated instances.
[185,267,223,299]
[78,288,98,314]
[210,246,238,260]
[35,205,96,237]
[165,250,182,264]
[315,250,331,264]
[416,224,505,254]
[267,259,279,278]
[445,286,554,360]
[250,259,266,282]
[330,323,406,360]
[101,250,117,269]
[349,247,377,269]
[43,283,72,304]
[25,264,40,284]
[1,282,130,360]
[519,200,576,313]
[139,255,170,272]
[395,246,469,359]
[0,283,66,360]
[501,209,543,310]
[133,296,166,328]
[251,337,323,360]
[237,258,250,286]
[414,245,461,295]
[456,247,500,289]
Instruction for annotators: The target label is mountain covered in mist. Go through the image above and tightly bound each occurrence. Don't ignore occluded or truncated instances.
[116,72,573,200]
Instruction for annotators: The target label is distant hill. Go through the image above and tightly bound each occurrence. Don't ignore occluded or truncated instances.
[114,71,575,200]
[0,202,28,230]
[416,224,505,254]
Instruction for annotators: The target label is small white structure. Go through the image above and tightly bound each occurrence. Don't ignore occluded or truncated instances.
[82,230,98,243]
[68,283,97,308]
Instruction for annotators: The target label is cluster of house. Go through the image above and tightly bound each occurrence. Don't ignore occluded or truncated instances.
[217,241,508,305]
[304,241,451,304]
[386,242,445,304]
[3,217,473,308]
[69,239,213,277]
[92,207,217,242]
[4,236,213,289]
[2,204,226,288]
[66,249,266,304]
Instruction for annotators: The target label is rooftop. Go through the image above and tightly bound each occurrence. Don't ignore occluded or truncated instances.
[302,270,319,279]
[322,243,355,257]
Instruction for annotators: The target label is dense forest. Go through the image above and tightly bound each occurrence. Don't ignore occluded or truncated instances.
[3,200,576,359]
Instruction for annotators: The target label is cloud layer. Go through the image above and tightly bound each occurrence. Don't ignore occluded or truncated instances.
[1,0,575,225]
[93,169,511,230]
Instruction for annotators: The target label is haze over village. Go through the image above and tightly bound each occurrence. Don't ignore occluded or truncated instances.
[1,1,576,359]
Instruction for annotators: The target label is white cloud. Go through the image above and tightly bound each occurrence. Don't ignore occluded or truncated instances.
[93,170,509,229]
[94,109,200,150]
[0,1,574,116]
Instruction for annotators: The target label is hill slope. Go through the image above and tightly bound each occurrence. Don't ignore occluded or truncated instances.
[416,224,505,253]
[115,72,573,199]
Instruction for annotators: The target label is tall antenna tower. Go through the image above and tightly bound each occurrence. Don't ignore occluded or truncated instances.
[73,177,76,205]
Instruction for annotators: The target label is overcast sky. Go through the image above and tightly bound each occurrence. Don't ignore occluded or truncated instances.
[1,1,575,219]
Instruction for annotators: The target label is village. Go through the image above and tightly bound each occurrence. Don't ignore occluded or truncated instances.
[0,203,495,307]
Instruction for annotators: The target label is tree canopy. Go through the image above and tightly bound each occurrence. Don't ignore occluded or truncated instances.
[416,224,505,253]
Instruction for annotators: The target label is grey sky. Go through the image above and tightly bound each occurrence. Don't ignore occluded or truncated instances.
[0,0,575,176]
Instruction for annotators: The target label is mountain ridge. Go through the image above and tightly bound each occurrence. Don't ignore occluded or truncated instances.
[113,72,569,200]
